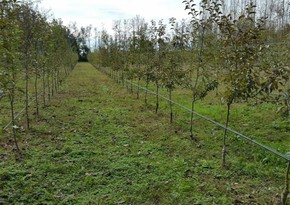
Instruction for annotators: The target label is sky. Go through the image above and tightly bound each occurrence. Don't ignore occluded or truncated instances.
[39,0,190,33]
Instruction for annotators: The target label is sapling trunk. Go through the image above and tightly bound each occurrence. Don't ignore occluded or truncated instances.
[64,65,68,77]
[282,161,290,205]
[42,66,46,107]
[189,24,205,140]
[25,66,30,130]
[51,70,54,97]
[126,78,129,91]
[169,88,173,123]
[54,70,58,93]
[145,75,149,105]
[130,78,133,94]
[55,70,59,93]
[155,82,159,113]
[116,71,119,83]
[190,97,196,140]
[190,68,200,139]
[222,102,231,167]
[122,71,125,86]
[215,71,219,96]
[47,72,51,101]
[34,67,39,118]
[9,90,20,153]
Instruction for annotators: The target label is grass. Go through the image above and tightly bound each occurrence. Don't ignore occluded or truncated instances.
[0,62,289,204]
[119,68,290,152]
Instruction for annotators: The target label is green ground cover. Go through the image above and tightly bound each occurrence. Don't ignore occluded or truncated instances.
[0,63,288,204]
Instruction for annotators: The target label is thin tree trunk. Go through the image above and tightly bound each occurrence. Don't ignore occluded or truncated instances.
[42,66,46,107]
[34,67,39,118]
[215,70,219,96]
[145,75,149,105]
[54,69,58,93]
[55,70,58,93]
[64,65,68,77]
[169,88,173,123]
[122,71,125,86]
[222,103,231,167]
[51,70,54,97]
[126,78,129,91]
[47,71,51,102]
[25,66,30,130]
[190,97,196,140]
[130,78,133,94]
[155,82,159,113]
[9,90,20,152]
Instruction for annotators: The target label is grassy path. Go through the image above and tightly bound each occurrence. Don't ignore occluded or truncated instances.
[0,63,284,204]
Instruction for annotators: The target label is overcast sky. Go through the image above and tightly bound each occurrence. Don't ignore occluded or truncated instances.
[40,0,190,32]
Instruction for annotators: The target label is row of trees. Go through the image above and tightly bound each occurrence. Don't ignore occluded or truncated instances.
[88,1,289,201]
[89,0,289,167]
[91,2,289,112]
[0,0,80,152]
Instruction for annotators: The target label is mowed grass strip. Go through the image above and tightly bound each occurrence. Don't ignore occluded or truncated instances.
[0,63,285,204]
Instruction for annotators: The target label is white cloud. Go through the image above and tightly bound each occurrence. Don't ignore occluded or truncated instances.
[39,0,190,31]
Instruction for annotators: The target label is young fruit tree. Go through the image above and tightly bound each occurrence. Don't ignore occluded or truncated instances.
[149,20,167,113]
[213,1,267,166]
[183,0,218,140]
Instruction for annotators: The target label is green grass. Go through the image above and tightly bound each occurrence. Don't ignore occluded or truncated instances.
[116,68,290,153]
[0,63,288,204]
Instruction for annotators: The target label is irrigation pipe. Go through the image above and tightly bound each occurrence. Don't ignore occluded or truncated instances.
[97,65,290,162]
[128,79,290,162]
[96,65,290,200]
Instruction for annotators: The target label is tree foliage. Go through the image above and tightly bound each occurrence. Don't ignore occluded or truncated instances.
[0,0,79,151]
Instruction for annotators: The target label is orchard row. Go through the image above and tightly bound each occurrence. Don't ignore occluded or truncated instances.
[0,1,80,151]
[89,1,290,168]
